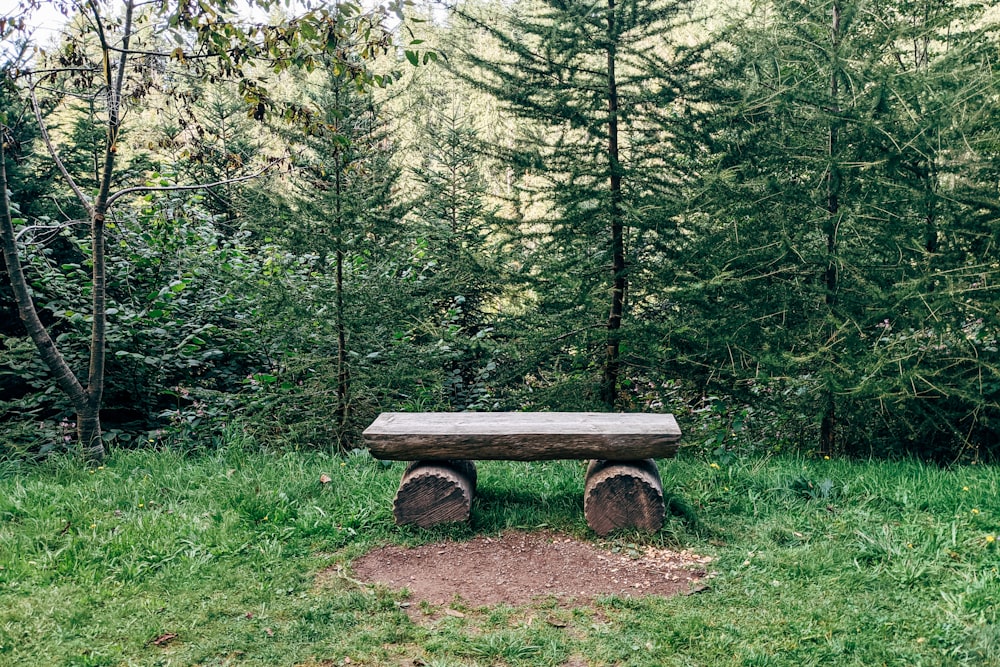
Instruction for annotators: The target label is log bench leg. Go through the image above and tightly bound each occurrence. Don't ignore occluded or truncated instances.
[584,459,665,536]
[393,460,477,528]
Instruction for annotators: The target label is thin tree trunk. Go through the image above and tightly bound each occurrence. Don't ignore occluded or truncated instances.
[336,240,349,432]
[820,1,842,456]
[924,161,938,254]
[600,0,625,409]
[77,0,135,461]
[0,142,89,409]
[334,123,350,438]
[0,0,135,462]
[77,408,103,460]
[2,137,104,460]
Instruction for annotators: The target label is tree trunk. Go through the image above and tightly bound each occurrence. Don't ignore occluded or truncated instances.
[0,0,137,463]
[86,206,108,457]
[923,160,938,255]
[820,1,842,457]
[2,133,103,462]
[77,404,104,461]
[333,85,351,445]
[600,0,626,409]
[336,243,349,432]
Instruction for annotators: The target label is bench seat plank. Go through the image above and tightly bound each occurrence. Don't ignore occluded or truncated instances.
[363,412,682,461]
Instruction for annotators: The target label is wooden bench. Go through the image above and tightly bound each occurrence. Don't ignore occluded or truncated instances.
[363,412,682,536]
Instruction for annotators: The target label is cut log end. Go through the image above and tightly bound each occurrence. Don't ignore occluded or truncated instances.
[584,459,665,537]
[393,460,477,528]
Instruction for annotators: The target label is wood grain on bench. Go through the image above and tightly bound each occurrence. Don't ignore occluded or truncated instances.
[363,412,682,461]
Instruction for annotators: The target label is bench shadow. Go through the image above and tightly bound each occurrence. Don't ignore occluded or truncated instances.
[472,480,703,534]
[663,491,702,530]
[472,486,584,529]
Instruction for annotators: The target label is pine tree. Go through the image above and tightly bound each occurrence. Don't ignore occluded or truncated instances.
[451,0,705,408]
[273,62,403,445]
[853,0,1000,458]
[413,97,502,410]
[691,0,1000,456]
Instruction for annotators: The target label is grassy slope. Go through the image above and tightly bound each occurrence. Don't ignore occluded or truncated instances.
[0,447,998,667]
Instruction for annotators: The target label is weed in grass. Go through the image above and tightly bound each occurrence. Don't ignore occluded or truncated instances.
[462,630,549,663]
[784,475,836,501]
[420,660,468,667]
[484,604,517,628]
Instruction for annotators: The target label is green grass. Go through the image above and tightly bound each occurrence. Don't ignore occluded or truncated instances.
[1,445,998,666]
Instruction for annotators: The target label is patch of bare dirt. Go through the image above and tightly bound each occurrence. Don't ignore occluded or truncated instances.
[348,531,713,608]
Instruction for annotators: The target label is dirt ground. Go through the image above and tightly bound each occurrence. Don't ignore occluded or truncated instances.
[348,530,713,608]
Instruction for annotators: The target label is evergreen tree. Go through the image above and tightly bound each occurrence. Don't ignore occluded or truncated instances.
[452,0,706,408]
[413,98,502,410]
[854,0,1000,458]
[690,0,1000,457]
[246,59,407,447]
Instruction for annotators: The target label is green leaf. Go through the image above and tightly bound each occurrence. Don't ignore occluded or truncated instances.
[405,50,418,66]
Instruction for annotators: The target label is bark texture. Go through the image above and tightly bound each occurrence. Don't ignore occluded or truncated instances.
[364,412,682,461]
[393,460,478,527]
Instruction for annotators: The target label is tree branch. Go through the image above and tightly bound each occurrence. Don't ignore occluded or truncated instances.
[105,160,280,208]
[554,323,605,341]
[29,87,94,217]
[14,219,89,242]
[21,66,99,77]
[84,0,135,403]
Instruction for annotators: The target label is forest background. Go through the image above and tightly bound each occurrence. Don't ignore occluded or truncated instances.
[1,0,999,465]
